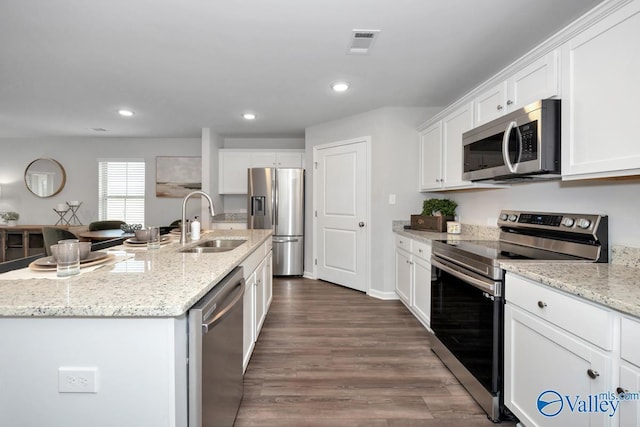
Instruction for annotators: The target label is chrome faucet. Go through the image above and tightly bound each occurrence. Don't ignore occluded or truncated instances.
[181,191,215,244]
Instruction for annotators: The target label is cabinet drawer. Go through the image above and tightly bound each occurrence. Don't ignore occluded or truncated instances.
[412,240,431,261]
[621,317,640,367]
[395,235,412,252]
[506,273,613,350]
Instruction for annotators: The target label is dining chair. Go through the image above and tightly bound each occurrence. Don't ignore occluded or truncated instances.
[42,227,79,256]
[88,220,126,231]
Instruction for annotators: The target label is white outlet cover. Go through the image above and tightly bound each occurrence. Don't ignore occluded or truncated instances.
[58,367,98,393]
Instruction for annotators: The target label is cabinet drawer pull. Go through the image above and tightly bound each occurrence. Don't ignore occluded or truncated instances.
[506,100,513,106]
[587,369,599,379]
[497,104,503,111]
[537,301,547,308]
[616,387,628,397]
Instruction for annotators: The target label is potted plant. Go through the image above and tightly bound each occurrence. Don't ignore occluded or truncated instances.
[410,199,457,232]
[2,211,19,226]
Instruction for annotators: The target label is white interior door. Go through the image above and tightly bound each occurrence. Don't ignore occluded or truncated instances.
[315,139,367,293]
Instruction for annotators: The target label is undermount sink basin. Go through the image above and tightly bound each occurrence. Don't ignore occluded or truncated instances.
[179,239,247,253]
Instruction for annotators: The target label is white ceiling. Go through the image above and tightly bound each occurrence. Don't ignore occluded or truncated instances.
[0,0,603,139]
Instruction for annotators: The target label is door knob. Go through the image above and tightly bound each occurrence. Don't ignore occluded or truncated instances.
[359,222,365,227]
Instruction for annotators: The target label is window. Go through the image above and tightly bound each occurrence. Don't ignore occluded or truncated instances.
[98,161,145,225]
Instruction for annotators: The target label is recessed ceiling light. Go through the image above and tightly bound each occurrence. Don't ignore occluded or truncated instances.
[243,113,256,120]
[331,82,349,92]
[118,109,135,117]
[90,128,108,132]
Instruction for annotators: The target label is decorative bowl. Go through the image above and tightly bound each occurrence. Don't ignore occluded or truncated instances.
[134,229,149,242]
[121,223,142,233]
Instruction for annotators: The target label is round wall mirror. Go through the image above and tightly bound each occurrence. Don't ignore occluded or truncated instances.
[24,158,67,198]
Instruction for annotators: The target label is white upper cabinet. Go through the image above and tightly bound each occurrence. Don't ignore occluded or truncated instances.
[561,0,640,180]
[419,121,442,191]
[474,50,559,126]
[219,149,304,194]
[419,102,491,191]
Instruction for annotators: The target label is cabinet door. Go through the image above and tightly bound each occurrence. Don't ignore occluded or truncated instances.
[505,304,613,427]
[441,102,474,189]
[276,152,304,168]
[411,255,431,328]
[242,272,256,372]
[619,364,640,427]
[219,151,251,194]
[251,152,278,167]
[508,50,559,110]
[561,2,640,179]
[418,122,443,191]
[264,252,273,309]
[395,248,412,306]
[474,81,508,125]
[255,258,267,337]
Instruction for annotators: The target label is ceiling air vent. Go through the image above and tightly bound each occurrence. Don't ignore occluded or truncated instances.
[348,29,380,54]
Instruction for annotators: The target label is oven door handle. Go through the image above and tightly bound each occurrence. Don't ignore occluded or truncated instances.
[431,257,497,295]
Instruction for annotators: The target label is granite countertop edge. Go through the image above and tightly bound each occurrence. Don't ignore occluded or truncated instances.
[393,225,640,319]
[0,229,272,318]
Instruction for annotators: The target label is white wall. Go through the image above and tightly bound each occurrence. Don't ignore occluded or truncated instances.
[305,106,441,297]
[439,178,640,249]
[0,137,201,227]
[201,129,224,228]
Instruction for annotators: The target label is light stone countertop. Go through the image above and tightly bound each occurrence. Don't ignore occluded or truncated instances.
[501,262,640,318]
[0,229,272,318]
[393,222,640,318]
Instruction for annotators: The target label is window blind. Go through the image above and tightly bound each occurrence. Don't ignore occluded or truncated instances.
[98,161,145,226]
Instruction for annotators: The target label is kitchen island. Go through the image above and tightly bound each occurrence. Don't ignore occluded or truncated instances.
[0,229,272,427]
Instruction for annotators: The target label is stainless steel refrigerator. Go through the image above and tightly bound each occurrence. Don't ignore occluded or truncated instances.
[247,168,304,276]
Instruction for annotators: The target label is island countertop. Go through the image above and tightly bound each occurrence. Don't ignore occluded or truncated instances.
[0,229,272,318]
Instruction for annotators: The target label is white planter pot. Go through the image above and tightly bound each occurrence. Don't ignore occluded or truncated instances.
[6,220,17,227]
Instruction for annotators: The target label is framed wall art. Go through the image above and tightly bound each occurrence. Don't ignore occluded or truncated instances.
[156,156,202,198]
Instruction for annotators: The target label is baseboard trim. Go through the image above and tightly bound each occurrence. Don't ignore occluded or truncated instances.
[368,289,399,300]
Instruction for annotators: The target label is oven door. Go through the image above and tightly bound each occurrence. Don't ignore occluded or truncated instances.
[430,256,503,394]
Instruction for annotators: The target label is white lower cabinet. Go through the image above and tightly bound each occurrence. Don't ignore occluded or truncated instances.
[395,234,431,329]
[395,243,412,306]
[505,272,640,427]
[241,241,273,372]
[505,304,613,427]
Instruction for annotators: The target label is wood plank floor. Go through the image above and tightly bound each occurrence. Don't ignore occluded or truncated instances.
[235,277,515,427]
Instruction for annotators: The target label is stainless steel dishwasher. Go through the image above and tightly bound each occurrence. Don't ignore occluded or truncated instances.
[188,267,245,427]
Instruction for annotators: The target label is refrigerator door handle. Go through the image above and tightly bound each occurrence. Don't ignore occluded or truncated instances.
[273,171,278,227]
[272,238,299,243]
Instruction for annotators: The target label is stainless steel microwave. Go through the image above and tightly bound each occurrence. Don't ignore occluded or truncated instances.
[462,99,560,182]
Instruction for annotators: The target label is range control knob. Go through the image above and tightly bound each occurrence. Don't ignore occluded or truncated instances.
[508,214,518,222]
[577,218,592,229]
[562,217,575,227]
[499,213,508,221]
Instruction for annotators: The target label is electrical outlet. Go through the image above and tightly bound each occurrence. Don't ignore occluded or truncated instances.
[58,367,98,393]
[388,194,396,205]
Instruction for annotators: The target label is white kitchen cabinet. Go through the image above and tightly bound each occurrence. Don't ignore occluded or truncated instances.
[240,240,272,372]
[419,103,484,191]
[505,273,619,427]
[210,222,248,230]
[219,149,304,194]
[395,236,412,306]
[395,234,432,329]
[474,50,559,126]
[242,270,256,371]
[251,151,304,168]
[505,304,613,427]
[619,317,640,426]
[411,241,431,328]
[561,1,640,180]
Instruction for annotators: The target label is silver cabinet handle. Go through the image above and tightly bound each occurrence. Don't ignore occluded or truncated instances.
[506,100,513,106]
[359,222,365,228]
[497,104,503,111]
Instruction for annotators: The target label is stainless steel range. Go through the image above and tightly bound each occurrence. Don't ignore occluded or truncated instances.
[429,210,608,422]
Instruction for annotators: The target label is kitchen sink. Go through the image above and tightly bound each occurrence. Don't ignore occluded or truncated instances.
[179,239,247,253]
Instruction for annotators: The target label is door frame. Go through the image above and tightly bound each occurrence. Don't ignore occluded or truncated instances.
[311,136,371,294]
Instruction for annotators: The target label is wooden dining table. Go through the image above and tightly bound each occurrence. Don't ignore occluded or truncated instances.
[78,229,133,241]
